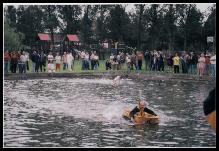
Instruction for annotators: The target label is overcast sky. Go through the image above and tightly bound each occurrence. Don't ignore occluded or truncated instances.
[125,3,214,13]
[6,3,215,13]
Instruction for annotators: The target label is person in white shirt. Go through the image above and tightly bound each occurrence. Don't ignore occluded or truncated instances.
[93,51,99,70]
[48,52,55,73]
[25,51,30,71]
[67,52,74,71]
[110,53,114,63]
[85,52,90,70]
[126,53,131,70]
[55,53,61,72]
[210,53,216,77]
[80,50,86,70]
[20,51,27,73]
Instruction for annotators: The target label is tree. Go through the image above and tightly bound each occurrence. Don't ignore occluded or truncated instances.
[4,6,17,28]
[163,4,179,51]
[4,18,25,50]
[80,5,93,47]
[146,4,165,50]
[94,5,111,43]
[16,5,44,48]
[203,5,216,51]
[41,5,59,50]
[135,4,145,50]
[57,5,82,34]
[107,5,130,43]
[177,4,204,51]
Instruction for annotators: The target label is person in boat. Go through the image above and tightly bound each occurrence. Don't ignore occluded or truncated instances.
[129,100,157,119]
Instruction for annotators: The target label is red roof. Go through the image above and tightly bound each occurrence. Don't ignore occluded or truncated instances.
[38,33,51,41]
[67,34,79,42]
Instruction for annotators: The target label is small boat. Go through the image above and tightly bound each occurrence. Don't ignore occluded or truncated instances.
[122,108,160,124]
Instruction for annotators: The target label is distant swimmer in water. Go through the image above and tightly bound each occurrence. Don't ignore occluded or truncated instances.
[113,76,121,87]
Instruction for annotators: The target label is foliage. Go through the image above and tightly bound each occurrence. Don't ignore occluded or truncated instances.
[4,18,25,51]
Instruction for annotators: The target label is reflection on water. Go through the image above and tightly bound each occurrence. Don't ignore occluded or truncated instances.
[4,78,216,147]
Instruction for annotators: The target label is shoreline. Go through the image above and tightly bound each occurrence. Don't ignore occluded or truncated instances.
[4,71,216,84]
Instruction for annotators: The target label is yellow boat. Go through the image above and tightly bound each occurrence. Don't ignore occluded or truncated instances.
[122,108,160,124]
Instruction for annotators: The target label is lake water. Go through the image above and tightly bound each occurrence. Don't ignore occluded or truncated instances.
[3,77,216,147]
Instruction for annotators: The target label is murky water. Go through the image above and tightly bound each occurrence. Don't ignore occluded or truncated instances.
[4,77,216,147]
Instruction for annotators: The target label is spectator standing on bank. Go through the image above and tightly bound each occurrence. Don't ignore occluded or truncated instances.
[17,51,22,73]
[185,52,191,74]
[62,51,68,70]
[4,50,11,73]
[31,51,37,72]
[190,52,198,75]
[93,51,99,70]
[204,53,211,76]
[180,53,187,74]
[85,52,90,70]
[167,54,174,72]
[197,53,206,79]
[25,51,30,71]
[55,53,61,72]
[105,59,111,70]
[173,52,180,73]
[19,51,27,73]
[136,51,144,70]
[80,50,86,70]
[144,50,150,71]
[152,52,158,71]
[35,51,41,73]
[117,52,121,70]
[90,51,95,70]
[39,51,47,72]
[126,53,131,70]
[48,52,55,73]
[210,52,216,77]
[157,52,164,72]
[10,50,19,73]
[67,52,74,71]
[130,51,137,70]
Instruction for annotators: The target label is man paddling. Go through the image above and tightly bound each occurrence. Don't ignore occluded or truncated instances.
[129,99,157,119]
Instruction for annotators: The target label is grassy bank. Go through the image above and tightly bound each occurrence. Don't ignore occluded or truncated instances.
[24,60,176,74]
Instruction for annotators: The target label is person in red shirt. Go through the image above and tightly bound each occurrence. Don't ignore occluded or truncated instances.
[136,51,144,70]
[4,50,11,73]
[10,50,19,73]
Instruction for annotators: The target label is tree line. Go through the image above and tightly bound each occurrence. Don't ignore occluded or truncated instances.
[4,4,216,52]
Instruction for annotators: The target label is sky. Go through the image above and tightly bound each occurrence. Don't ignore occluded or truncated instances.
[6,3,215,13]
[125,3,214,13]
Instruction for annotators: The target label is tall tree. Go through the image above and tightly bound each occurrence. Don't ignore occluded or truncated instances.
[41,5,59,50]
[107,5,130,43]
[16,5,44,47]
[95,5,111,43]
[57,5,82,34]
[4,6,17,28]
[80,5,93,47]
[4,18,25,50]
[147,4,165,50]
[163,4,179,51]
[203,5,216,51]
[135,4,145,50]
